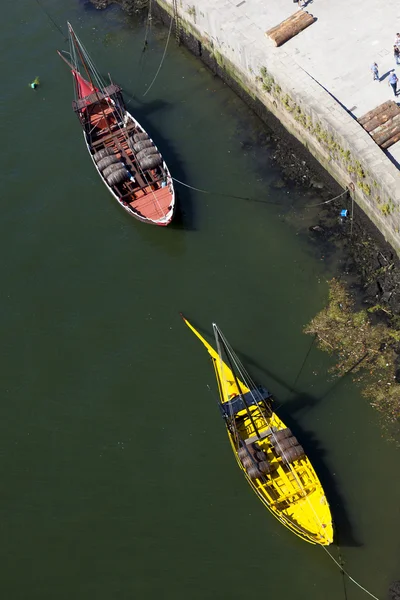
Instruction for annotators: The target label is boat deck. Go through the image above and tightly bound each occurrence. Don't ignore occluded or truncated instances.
[87,102,173,223]
[129,185,173,221]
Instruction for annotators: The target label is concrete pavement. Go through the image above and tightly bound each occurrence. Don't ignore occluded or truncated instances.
[175,0,400,163]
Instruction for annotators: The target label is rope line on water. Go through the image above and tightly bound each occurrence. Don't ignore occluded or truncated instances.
[140,0,153,55]
[172,176,285,204]
[143,15,174,97]
[336,545,349,600]
[321,545,380,600]
[172,176,349,207]
[34,0,67,41]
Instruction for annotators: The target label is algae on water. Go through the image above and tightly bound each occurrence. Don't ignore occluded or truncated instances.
[305,279,400,439]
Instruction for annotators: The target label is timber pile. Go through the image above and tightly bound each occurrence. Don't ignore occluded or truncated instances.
[358,101,400,149]
[265,10,315,47]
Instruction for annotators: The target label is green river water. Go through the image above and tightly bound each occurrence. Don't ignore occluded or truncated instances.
[1,2,399,599]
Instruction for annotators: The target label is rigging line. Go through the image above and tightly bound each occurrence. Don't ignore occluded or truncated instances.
[320,545,380,600]
[219,329,260,394]
[215,329,275,448]
[35,0,68,41]
[143,15,174,97]
[216,329,270,421]
[274,335,317,412]
[292,335,316,388]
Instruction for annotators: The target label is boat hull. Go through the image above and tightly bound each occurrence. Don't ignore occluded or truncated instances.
[85,110,175,226]
[228,428,333,545]
[58,35,175,226]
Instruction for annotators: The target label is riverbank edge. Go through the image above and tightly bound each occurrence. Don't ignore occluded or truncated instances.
[152,0,400,257]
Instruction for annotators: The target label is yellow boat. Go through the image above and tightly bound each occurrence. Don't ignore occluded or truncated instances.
[182,315,333,546]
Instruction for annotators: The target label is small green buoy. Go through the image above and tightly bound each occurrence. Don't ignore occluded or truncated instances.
[30,76,40,89]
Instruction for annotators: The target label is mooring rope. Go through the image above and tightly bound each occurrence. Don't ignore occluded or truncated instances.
[143,15,174,97]
[321,545,380,600]
[140,0,153,56]
[304,188,348,207]
[172,175,349,207]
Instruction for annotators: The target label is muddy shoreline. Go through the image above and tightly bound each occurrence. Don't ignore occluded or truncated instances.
[90,1,399,319]
[89,0,147,13]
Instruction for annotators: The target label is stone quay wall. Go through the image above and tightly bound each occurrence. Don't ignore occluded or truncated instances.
[154,0,400,255]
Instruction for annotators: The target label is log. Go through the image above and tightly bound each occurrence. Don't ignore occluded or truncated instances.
[265,10,305,37]
[372,115,400,146]
[358,101,394,126]
[370,113,400,139]
[364,104,400,132]
[372,126,397,147]
[376,125,400,147]
[381,131,400,149]
[266,11,315,47]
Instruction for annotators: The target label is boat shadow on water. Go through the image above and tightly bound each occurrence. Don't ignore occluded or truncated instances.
[276,403,362,549]
[238,363,362,547]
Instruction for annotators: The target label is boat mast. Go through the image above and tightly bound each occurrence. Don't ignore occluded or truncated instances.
[68,23,114,138]
[69,23,97,92]
[214,325,261,440]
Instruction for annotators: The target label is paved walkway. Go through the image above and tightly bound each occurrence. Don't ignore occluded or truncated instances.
[226,0,400,163]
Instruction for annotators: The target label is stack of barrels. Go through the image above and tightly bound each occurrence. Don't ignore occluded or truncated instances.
[271,428,305,465]
[238,444,277,480]
[93,148,129,187]
[129,132,162,171]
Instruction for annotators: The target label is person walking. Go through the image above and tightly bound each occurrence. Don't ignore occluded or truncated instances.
[394,45,400,66]
[388,71,398,97]
[370,62,379,81]
[395,33,400,47]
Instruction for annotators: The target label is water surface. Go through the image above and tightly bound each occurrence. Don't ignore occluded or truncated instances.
[1,3,399,599]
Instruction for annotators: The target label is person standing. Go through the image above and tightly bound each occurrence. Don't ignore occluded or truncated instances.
[395,33,400,47]
[388,71,398,96]
[370,62,379,81]
[394,45,400,66]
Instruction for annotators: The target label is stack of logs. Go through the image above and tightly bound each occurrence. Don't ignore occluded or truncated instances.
[265,10,315,47]
[358,101,400,149]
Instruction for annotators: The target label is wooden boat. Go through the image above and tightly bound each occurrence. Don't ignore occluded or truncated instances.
[181,315,333,545]
[58,23,175,225]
